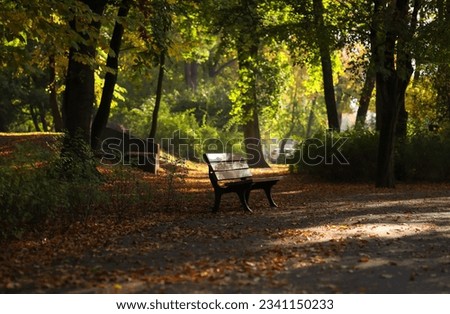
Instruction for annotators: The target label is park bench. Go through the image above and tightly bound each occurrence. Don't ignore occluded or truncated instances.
[203,153,281,212]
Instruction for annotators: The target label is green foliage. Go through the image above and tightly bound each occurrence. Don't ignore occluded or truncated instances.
[57,133,101,181]
[0,143,63,239]
[0,140,106,239]
[291,128,450,182]
[397,127,450,181]
[291,129,379,181]
[0,138,160,240]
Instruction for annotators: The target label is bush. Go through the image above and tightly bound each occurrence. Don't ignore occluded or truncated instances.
[0,140,105,239]
[0,143,67,239]
[290,127,450,182]
[290,129,379,181]
[397,130,450,181]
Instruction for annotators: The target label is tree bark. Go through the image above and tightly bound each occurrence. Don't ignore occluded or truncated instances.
[356,61,376,127]
[435,1,450,121]
[231,0,269,168]
[184,62,198,91]
[0,110,7,132]
[375,74,401,188]
[236,32,269,167]
[62,0,106,143]
[313,0,340,132]
[48,55,63,132]
[38,103,48,132]
[375,0,418,188]
[91,0,130,150]
[208,58,237,78]
[149,51,166,140]
[29,104,41,132]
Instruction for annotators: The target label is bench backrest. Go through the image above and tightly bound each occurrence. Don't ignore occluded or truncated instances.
[203,153,252,182]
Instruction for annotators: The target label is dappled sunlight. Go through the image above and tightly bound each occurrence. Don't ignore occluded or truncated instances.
[2,135,450,293]
[272,222,434,247]
[363,196,450,209]
[278,190,303,196]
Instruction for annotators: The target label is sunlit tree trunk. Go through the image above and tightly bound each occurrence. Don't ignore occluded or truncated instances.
[237,24,269,168]
[313,0,340,132]
[91,0,130,150]
[63,0,106,144]
[356,61,376,127]
[149,51,165,140]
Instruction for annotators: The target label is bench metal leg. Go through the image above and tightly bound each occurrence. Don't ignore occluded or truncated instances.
[237,191,252,213]
[245,190,251,204]
[263,186,278,207]
[212,191,222,212]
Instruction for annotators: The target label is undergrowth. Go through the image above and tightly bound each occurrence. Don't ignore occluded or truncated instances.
[0,136,163,240]
[290,128,450,182]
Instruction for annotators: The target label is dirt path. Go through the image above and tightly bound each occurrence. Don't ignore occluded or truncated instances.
[1,163,450,293]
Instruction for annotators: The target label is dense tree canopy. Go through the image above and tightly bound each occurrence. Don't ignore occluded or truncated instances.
[1,0,450,185]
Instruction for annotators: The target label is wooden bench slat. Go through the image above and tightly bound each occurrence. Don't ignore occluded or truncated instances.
[214,169,252,181]
[205,153,245,163]
[209,161,249,172]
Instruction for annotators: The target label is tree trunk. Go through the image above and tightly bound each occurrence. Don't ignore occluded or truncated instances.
[62,0,106,144]
[29,104,41,132]
[149,51,166,140]
[434,0,450,120]
[48,55,63,132]
[396,96,408,138]
[306,98,316,138]
[356,61,376,127]
[313,0,340,132]
[91,0,130,150]
[38,103,48,132]
[0,111,7,132]
[208,58,237,78]
[243,108,268,168]
[236,26,269,168]
[435,64,450,121]
[375,75,400,188]
[184,62,198,91]
[375,0,418,188]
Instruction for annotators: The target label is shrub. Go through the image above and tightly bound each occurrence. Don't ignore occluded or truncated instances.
[290,127,450,182]
[290,129,379,181]
[0,139,105,239]
[397,130,450,181]
[0,143,68,239]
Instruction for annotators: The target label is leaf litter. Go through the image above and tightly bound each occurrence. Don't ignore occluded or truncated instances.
[1,139,450,293]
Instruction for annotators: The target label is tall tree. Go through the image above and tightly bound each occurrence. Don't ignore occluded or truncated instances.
[433,0,450,122]
[355,1,378,128]
[48,55,64,132]
[312,0,340,131]
[147,0,173,140]
[148,51,166,139]
[237,30,269,168]
[209,0,290,167]
[62,0,107,143]
[91,0,131,150]
[355,60,376,127]
[374,0,420,187]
